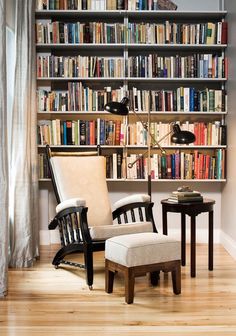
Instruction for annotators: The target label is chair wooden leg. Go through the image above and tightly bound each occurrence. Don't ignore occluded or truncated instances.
[171,261,181,295]
[105,260,115,294]
[124,268,135,304]
[84,244,94,288]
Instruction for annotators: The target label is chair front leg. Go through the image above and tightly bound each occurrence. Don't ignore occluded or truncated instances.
[84,243,94,289]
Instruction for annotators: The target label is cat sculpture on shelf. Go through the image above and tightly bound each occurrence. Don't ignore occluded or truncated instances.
[177,186,193,193]
[157,0,178,10]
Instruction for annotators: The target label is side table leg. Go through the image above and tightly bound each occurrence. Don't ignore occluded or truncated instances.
[162,208,168,235]
[181,213,186,266]
[209,210,214,271]
[190,215,196,277]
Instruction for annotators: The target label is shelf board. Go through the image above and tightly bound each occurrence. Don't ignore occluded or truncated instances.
[37,77,227,82]
[36,43,227,51]
[37,111,227,115]
[39,178,226,183]
[126,145,227,149]
[129,111,227,115]
[37,77,125,81]
[127,77,227,82]
[38,145,124,148]
[38,145,226,149]
[35,9,127,18]
[36,43,126,50]
[37,111,111,115]
[126,10,227,19]
[35,10,227,19]
[124,178,227,182]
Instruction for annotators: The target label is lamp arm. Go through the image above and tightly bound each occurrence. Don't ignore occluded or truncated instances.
[152,129,173,149]
[127,128,174,169]
[132,110,167,155]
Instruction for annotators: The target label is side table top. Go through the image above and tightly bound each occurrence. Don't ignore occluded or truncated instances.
[161,198,215,206]
[161,198,215,214]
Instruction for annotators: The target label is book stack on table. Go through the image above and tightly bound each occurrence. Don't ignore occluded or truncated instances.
[168,190,203,203]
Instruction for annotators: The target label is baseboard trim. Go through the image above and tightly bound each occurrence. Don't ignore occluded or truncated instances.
[40,228,221,245]
[40,230,60,245]
[220,231,236,260]
[167,228,221,244]
[40,228,236,260]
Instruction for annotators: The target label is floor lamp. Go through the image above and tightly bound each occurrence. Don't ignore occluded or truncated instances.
[104,97,196,198]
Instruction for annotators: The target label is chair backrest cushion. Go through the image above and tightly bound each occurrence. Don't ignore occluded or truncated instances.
[50,155,113,227]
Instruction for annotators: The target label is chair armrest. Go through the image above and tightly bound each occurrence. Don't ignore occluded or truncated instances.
[48,199,91,245]
[49,198,86,230]
[113,194,150,210]
[56,198,86,214]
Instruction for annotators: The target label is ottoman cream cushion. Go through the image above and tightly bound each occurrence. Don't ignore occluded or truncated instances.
[105,232,181,267]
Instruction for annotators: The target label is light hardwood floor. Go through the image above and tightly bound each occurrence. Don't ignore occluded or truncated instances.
[0,244,236,336]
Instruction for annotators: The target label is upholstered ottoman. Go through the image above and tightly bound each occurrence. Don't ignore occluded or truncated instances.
[105,232,181,304]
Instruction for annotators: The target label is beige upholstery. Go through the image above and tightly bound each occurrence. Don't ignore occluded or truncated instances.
[113,194,150,210]
[90,221,153,240]
[56,198,86,213]
[51,156,113,227]
[105,232,181,267]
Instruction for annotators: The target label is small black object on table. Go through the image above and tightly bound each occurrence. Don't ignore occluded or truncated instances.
[161,198,215,277]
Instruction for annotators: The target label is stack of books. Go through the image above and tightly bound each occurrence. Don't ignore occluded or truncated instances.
[168,189,203,203]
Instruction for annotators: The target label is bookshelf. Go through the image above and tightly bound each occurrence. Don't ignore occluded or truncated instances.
[35,3,227,183]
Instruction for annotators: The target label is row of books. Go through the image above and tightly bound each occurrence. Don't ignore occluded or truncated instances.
[128,54,227,78]
[37,84,227,112]
[38,148,225,180]
[36,22,126,44]
[37,84,125,111]
[37,118,226,146]
[38,151,124,179]
[35,21,228,45]
[36,0,109,10]
[38,153,51,179]
[126,21,227,45]
[36,0,175,11]
[126,149,225,180]
[37,54,226,79]
[38,119,125,146]
[128,121,226,146]
[37,55,124,78]
[130,87,227,112]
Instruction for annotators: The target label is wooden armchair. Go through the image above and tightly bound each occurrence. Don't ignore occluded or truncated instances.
[46,145,157,288]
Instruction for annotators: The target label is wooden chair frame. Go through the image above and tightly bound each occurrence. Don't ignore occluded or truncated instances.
[46,145,157,288]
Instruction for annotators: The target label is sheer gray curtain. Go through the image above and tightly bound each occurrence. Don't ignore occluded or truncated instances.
[9,0,39,267]
[0,0,8,297]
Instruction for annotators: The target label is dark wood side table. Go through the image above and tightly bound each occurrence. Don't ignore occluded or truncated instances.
[161,198,215,277]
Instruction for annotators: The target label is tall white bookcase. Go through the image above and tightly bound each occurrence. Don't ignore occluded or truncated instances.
[36,1,228,244]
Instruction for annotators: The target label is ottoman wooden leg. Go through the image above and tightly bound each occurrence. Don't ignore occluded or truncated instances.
[124,267,135,304]
[105,260,115,294]
[171,261,181,295]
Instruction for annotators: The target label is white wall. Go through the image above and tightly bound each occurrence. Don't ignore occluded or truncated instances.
[173,0,222,10]
[221,0,236,259]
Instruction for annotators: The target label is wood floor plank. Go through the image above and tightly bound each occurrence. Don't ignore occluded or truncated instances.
[0,244,236,335]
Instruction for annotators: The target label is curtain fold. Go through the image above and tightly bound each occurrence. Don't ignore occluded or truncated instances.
[0,0,9,296]
[9,0,39,267]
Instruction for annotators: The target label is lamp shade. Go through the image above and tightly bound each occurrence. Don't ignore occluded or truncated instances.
[171,124,196,144]
[104,97,129,116]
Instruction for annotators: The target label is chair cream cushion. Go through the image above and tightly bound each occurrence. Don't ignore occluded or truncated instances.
[90,221,153,241]
[51,156,113,227]
[56,198,86,214]
[113,194,150,210]
[105,232,181,267]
